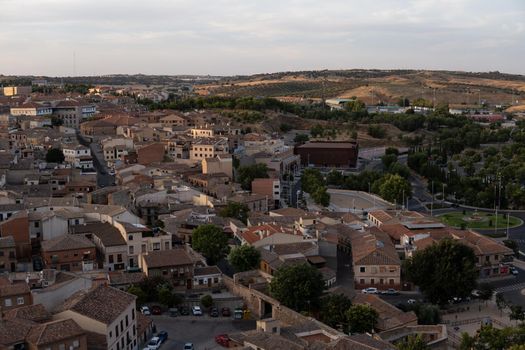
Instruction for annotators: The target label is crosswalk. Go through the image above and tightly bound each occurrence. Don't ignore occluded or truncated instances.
[496,282,525,293]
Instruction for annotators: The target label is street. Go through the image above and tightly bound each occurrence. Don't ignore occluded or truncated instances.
[150,315,255,350]
[76,133,115,187]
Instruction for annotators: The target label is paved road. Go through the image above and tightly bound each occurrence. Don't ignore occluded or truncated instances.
[151,315,255,350]
[76,133,114,187]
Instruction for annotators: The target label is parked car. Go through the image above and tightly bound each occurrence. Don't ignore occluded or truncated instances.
[151,305,162,315]
[169,308,179,317]
[157,331,168,343]
[191,305,203,316]
[471,289,481,298]
[183,343,194,350]
[234,307,244,319]
[210,307,219,317]
[407,299,417,305]
[221,307,231,317]
[140,306,151,315]
[215,334,230,347]
[179,306,190,316]
[510,267,519,275]
[362,287,378,294]
[381,288,399,295]
[147,337,162,350]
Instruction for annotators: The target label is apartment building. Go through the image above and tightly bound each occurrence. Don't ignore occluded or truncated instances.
[10,102,53,117]
[55,285,138,350]
[53,99,97,129]
[41,234,96,272]
[62,144,94,169]
[189,137,229,161]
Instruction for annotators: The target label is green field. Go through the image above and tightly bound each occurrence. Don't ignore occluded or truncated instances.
[439,211,522,229]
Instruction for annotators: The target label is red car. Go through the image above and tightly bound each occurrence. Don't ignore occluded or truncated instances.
[221,307,231,317]
[215,334,229,347]
[151,305,162,315]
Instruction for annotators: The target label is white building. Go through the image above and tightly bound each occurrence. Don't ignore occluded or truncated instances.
[62,144,93,169]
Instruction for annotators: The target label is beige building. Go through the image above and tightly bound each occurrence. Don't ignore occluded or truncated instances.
[190,137,229,161]
[55,285,138,350]
[3,86,32,96]
[352,228,401,290]
[202,155,233,178]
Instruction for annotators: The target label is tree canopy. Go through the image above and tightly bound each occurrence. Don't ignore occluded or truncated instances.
[219,202,250,224]
[459,324,525,350]
[228,245,261,272]
[377,173,412,204]
[396,335,429,350]
[346,304,378,334]
[191,224,230,265]
[237,163,269,190]
[319,293,353,332]
[45,148,65,163]
[404,239,477,305]
[269,263,325,312]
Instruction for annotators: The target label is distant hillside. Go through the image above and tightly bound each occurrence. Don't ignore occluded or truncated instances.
[195,70,525,107]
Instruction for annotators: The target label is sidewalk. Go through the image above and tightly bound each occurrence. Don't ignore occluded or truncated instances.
[442,301,513,337]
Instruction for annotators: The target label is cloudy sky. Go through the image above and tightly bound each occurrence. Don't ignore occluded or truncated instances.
[1,0,524,76]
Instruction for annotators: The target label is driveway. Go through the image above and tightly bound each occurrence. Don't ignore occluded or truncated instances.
[151,315,255,350]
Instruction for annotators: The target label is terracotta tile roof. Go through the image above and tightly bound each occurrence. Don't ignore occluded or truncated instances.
[379,224,411,241]
[351,229,400,266]
[143,249,193,269]
[0,282,30,297]
[108,271,146,286]
[4,304,51,323]
[0,319,32,346]
[451,230,514,256]
[352,294,417,332]
[137,312,153,336]
[240,224,294,244]
[194,266,221,276]
[26,319,84,346]
[59,285,135,325]
[41,234,95,252]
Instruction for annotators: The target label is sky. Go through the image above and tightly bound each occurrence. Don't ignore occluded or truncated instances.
[0,0,524,76]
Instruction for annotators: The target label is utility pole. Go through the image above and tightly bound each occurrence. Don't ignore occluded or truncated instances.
[442,183,445,205]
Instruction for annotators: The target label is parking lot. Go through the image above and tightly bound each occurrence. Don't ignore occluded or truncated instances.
[150,315,256,350]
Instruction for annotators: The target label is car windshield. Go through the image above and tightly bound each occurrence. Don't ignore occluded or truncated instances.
[148,339,159,345]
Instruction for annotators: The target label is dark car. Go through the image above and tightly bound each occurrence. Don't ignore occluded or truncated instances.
[151,305,162,315]
[382,288,400,296]
[179,306,190,316]
[169,308,179,317]
[157,330,168,343]
[210,307,219,317]
[221,307,231,317]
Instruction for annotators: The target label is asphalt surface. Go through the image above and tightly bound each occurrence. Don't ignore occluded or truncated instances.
[76,133,115,187]
[150,315,255,350]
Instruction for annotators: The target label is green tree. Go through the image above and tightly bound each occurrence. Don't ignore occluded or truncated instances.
[367,125,386,139]
[280,123,293,132]
[201,294,213,308]
[312,186,330,207]
[319,293,352,332]
[237,164,269,190]
[409,303,441,325]
[228,245,261,272]
[510,305,525,324]
[345,99,366,113]
[45,148,65,163]
[346,304,378,334]
[269,263,325,312]
[301,168,325,193]
[382,153,398,169]
[51,116,63,127]
[459,325,525,349]
[396,335,429,350]
[138,276,166,301]
[158,286,179,307]
[294,133,309,144]
[477,283,494,303]
[127,285,147,306]
[191,224,229,265]
[404,239,477,305]
[503,239,519,256]
[377,174,412,204]
[219,202,250,224]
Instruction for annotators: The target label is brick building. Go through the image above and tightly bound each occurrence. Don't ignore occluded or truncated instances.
[41,235,96,272]
[295,141,358,168]
[137,143,165,165]
[0,236,17,272]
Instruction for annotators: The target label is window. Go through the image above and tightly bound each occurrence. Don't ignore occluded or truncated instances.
[109,255,114,264]
[390,279,395,285]
[125,315,128,327]
[4,298,12,307]
[129,246,134,255]
[73,340,80,348]
[370,279,375,285]
[17,297,24,305]
[128,234,133,241]
[132,309,135,320]
[379,279,384,285]
[110,331,112,338]
[115,325,119,337]
[495,255,499,261]
[360,279,365,284]
[34,222,40,228]
[360,267,365,273]
[117,254,122,262]
[120,320,123,332]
